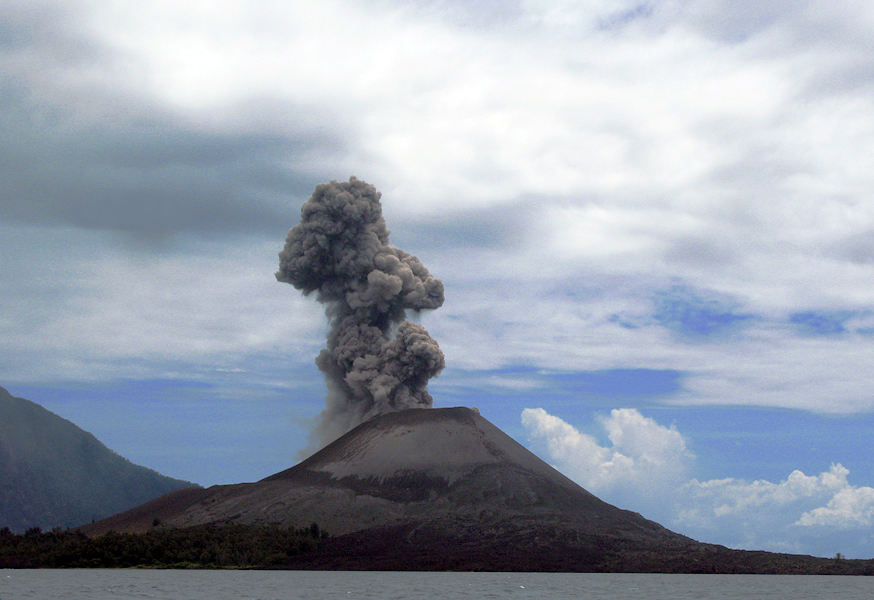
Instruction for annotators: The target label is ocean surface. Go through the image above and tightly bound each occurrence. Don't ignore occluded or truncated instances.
[3,569,873,599]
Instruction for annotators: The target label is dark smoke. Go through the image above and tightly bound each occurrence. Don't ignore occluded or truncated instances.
[276,177,445,447]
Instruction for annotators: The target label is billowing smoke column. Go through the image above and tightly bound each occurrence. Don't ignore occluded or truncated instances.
[276,177,445,447]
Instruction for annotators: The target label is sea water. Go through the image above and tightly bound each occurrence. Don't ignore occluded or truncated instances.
[2,569,873,600]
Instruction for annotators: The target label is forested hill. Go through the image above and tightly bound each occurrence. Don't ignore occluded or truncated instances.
[0,386,197,532]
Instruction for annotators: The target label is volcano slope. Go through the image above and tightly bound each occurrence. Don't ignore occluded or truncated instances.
[78,408,873,572]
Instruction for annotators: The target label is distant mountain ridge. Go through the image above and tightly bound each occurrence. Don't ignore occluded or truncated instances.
[0,386,197,532]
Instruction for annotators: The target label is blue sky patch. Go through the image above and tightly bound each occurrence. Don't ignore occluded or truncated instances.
[598,2,654,30]
[433,366,683,403]
[652,285,755,338]
[547,368,683,398]
[789,310,859,336]
[654,405,874,484]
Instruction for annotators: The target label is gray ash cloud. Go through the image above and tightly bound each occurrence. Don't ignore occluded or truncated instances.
[277,177,445,447]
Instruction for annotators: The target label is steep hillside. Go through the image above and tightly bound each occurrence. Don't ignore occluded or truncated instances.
[0,386,197,532]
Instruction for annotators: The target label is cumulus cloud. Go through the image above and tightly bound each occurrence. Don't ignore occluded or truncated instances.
[521,407,692,521]
[797,483,874,529]
[523,408,874,557]
[676,464,874,555]
[679,465,848,525]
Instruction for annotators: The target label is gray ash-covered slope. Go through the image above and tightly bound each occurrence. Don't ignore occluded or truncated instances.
[265,406,677,542]
[0,386,197,532]
[81,407,705,569]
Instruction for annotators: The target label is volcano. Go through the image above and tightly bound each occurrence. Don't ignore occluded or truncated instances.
[79,407,721,570]
[80,408,874,572]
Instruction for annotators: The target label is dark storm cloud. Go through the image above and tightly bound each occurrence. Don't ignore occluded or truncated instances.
[0,3,344,238]
[391,201,533,251]
[0,84,341,236]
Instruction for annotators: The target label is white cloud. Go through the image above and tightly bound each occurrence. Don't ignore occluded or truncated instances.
[798,485,874,529]
[428,276,874,413]
[676,463,874,554]
[0,227,325,384]
[522,408,874,556]
[678,465,850,528]
[7,0,874,415]
[521,407,692,515]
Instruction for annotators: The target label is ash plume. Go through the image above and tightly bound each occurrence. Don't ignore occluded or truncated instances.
[277,177,445,447]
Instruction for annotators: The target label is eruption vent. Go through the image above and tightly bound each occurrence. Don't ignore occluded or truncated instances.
[277,177,445,447]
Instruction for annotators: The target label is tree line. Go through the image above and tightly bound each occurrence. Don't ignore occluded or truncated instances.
[0,522,326,568]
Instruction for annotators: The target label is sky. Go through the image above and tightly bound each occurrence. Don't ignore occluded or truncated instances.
[2,0,874,558]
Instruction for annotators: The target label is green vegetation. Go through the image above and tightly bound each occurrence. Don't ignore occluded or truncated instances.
[0,523,325,568]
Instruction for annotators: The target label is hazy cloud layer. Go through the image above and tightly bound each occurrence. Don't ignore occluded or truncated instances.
[3,0,872,413]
